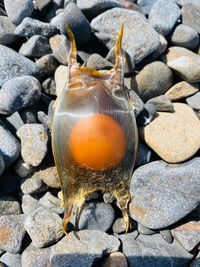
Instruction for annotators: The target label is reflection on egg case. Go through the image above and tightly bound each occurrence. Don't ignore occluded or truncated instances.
[51,25,138,234]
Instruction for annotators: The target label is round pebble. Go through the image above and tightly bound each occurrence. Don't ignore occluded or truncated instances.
[186,92,200,110]
[182,3,200,34]
[0,16,17,45]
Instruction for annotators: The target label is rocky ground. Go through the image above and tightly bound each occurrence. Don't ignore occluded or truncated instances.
[0,0,200,266]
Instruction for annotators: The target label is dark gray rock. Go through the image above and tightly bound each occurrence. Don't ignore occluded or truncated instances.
[35,0,53,14]
[146,95,174,112]
[91,8,160,64]
[186,92,200,110]
[127,89,144,117]
[135,141,152,168]
[182,3,200,34]
[0,45,44,87]
[0,76,42,115]
[78,201,115,232]
[0,16,17,45]
[149,0,181,36]
[112,217,137,234]
[86,54,113,70]
[0,214,26,254]
[24,206,64,248]
[168,24,199,50]
[14,17,59,37]
[0,252,21,267]
[0,196,21,216]
[60,2,91,46]
[4,0,34,25]
[50,230,120,267]
[119,232,193,267]
[130,158,200,229]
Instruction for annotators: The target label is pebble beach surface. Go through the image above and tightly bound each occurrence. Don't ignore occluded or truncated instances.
[0,0,200,266]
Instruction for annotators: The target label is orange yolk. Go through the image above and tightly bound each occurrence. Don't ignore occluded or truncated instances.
[69,113,126,170]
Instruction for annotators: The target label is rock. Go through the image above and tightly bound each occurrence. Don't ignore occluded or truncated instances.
[138,0,158,15]
[77,0,123,19]
[146,95,174,112]
[171,220,200,251]
[39,192,64,214]
[19,35,52,57]
[162,46,200,83]
[49,34,70,65]
[37,165,60,189]
[136,103,157,127]
[54,65,68,97]
[21,172,48,195]
[60,2,91,46]
[0,76,42,115]
[168,24,199,50]
[165,81,199,101]
[131,61,173,102]
[0,196,21,216]
[36,54,59,75]
[0,252,21,267]
[14,17,59,37]
[177,0,200,5]
[4,0,34,25]
[101,251,128,267]
[148,0,181,36]
[86,54,113,70]
[137,223,156,235]
[182,3,200,34]
[0,120,21,167]
[24,206,64,248]
[78,201,115,232]
[0,45,44,87]
[159,229,173,244]
[15,158,38,178]
[139,103,200,163]
[50,230,120,267]
[0,155,5,176]
[17,124,49,167]
[21,193,41,215]
[151,34,168,59]
[130,158,200,229]
[135,141,152,168]
[91,8,160,64]
[127,89,144,117]
[112,218,127,234]
[0,214,26,254]
[186,92,200,110]
[21,244,51,267]
[35,0,53,15]
[119,232,193,267]
[41,77,57,96]
[0,16,17,45]
[1,111,24,135]
[190,256,200,267]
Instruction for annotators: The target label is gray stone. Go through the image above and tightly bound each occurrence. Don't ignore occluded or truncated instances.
[112,218,127,234]
[159,229,173,244]
[37,111,53,130]
[168,24,199,50]
[77,0,123,19]
[190,256,200,267]
[21,193,41,216]
[86,54,113,70]
[50,230,120,267]
[119,232,193,267]
[39,192,64,214]
[149,0,181,36]
[177,0,200,5]
[131,61,173,102]
[0,196,21,216]
[21,244,51,267]
[50,11,63,29]
[186,92,200,110]
[60,2,91,46]
[21,172,48,195]
[78,201,115,232]
[15,158,38,178]
[91,8,160,64]
[182,3,200,34]
[128,89,144,117]
[35,0,53,14]
[24,206,64,248]
[19,35,52,57]
[41,77,57,96]
[1,111,24,135]
[4,0,34,25]
[137,223,156,235]
[14,17,59,37]
[146,95,174,112]
[0,120,21,167]
[17,124,49,167]
[0,16,17,45]
[37,165,60,189]
[0,252,21,267]
[130,158,200,229]
[36,54,59,75]
[0,45,44,87]
[135,141,152,168]
[0,214,26,254]
[54,65,68,97]
[151,34,168,59]
[0,155,5,176]
[138,0,158,14]
[0,76,42,115]
[49,34,70,65]
[136,103,157,127]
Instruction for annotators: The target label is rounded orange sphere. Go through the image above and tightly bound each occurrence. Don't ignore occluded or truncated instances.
[69,113,126,170]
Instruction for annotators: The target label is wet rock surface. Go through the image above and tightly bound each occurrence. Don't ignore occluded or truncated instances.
[0,0,200,266]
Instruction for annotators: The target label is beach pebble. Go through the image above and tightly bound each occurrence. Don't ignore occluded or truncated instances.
[0,252,21,267]
[86,54,113,70]
[37,165,60,189]
[112,218,127,234]
[54,65,68,97]
[36,54,59,75]
[0,120,21,167]
[130,158,200,229]
[78,201,115,232]
[146,95,174,112]
[138,0,158,14]
[22,244,51,267]
[148,0,181,36]
[0,45,44,87]
[35,0,53,15]
[135,141,152,168]
[168,24,199,50]
[41,77,57,96]
[139,103,200,163]
[182,3,200,34]
[151,34,168,59]
[17,124,49,167]
[0,155,5,176]
[137,223,156,235]
[171,220,200,251]
[119,232,193,267]
[39,192,64,214]
[49,34,70,65]
[162,46,200,83]
[4,0,34,25]
[0,76,42,115]
[101,251,128,267]
[0,196,21,216]
[131,61,173,102]
[21,193,41,216]
[14,17,59,37]
[24,206,64,248]
[0,16,17,45]
[15,158,38,178]
[60,2,91,46]
[159,229,173,244]
[91,8,160,64]
[0,214,26,254]
[50,230,120,267]
[190,255,200,267]
[165,81,199,101]
[186,92,200,110]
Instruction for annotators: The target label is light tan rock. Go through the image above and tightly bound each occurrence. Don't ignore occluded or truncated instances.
[101,251,128,267]
[139,103,200,163]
